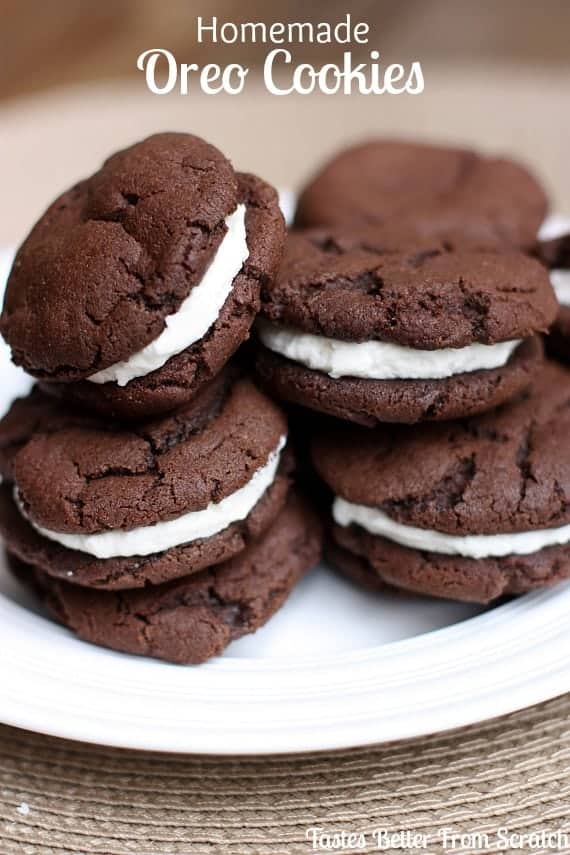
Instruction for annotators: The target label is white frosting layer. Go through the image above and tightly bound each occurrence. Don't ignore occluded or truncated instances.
[333,496,570,560]
[538,214,570,242]
[258,322,520,381]
[88,204,249,386]
[551,270,570,307]
[539,214,570,307]
[19,436,286,559]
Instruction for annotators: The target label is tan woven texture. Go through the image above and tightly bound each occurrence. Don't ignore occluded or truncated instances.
[1,695,570,855]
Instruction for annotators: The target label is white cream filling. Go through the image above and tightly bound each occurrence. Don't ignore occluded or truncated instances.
[88,204,249,387]
[258,321,520,381]
[539,214,570,307]
[17,435,286,559]
[333,496,570,560]
[550,270,570,308]
[538,214,570,242]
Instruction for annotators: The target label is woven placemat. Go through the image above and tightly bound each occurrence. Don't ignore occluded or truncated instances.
[1,694,570,855]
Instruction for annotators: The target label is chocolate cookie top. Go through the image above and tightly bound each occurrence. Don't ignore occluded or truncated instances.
[0,386,92,482]
[261,230,557,348]
[312,360,570,536]
[1,133,283,381]
[0,369,231,482]
[11,374,286,534]
[295,140,548,250]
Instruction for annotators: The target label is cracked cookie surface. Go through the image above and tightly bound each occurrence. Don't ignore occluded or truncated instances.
[315,360,570,603]
[312,360,570,535]
[13,376,286,533]
[260,230,557,348]
[294,140,548,251]
[0,373,293,588]
[256,228,553,424]
[0,133,285,418]
[8,493,323,663]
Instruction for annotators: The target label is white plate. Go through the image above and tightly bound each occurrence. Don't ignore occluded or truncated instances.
[1,239,570,755]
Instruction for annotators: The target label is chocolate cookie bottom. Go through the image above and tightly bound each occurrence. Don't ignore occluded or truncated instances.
[329,521,570,604]
[256,336,543,426]
[8,494,322,664]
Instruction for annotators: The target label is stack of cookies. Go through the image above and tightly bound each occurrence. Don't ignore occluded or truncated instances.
[256,140,570,605]
[0,133,321,663]
[2,134,570,663]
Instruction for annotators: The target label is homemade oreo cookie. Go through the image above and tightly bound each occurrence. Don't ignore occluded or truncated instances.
[313,361,570,604]
[257,229,557,425]
[8,494,321,664]
[0,371,294,589]
[0,133,285,419]
[295,139,548,251]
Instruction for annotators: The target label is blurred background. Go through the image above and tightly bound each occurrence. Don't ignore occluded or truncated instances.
[1,0,569,243]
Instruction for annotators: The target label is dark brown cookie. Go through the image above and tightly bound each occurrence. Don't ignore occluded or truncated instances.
[15,377,285,533]
[8,493,323,663]
[0,386,95,482]
[313,360,570,534]
[0,368,235,483]
[257,229,555,424]
[330,524,570,605]
[295,140,548,250]
[324,539,393,595]
[257,335,542,426]
[261,232,556,348]
[0,375,293,588]
[0,134,285,419]
[313,361,570,603]
[0,471,290,590]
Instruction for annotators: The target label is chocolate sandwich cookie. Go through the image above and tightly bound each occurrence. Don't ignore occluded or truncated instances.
[536,216,570,362]
[295,140,548,251]
[9,494,322,664]
[312,360,570,604]
[0,133,285,419]
[257,229,557,425]
[0,372,294,589]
